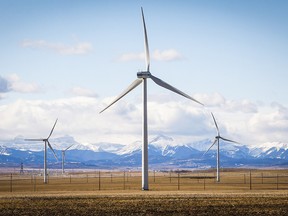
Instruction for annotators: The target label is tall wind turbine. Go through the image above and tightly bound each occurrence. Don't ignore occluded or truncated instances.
[25,119,58,184]
[61,144,73,174]
[100,8,204,190]
[204,113,238,182]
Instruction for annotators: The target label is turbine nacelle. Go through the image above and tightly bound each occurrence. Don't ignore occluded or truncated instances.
[137,71,151,78]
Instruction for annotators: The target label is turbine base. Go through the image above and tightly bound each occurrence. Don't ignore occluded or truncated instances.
[142,188,149,191]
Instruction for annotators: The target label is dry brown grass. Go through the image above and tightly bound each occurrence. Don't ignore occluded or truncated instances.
[1,169,288,215]
[1,191,288,215]
[1,169,288,192]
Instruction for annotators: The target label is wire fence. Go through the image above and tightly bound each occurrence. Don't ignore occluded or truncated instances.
[1,169,288,192]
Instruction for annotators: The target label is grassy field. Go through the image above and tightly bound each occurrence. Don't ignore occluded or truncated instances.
[1,169,288,215]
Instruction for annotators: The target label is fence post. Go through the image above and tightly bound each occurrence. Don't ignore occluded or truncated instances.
[177,173,180,190]
[154,170,156,183]
[98,171,101,191]
[10,173,12,193]
[204,174,206,191]
[123,171,126,190]
[34,175,36,192]
[70,175,72,184]
[277,174,279,190]
[249,170,252,190]
[94,172,97,191]
[244,174,246,184]
[169,171,172,183]
[87,174,88,183]
[261,172,263,184]
[111,173,113,183]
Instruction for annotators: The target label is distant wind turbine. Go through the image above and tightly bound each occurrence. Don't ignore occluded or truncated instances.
[204,113,238,182]
[61,144,74,174]
[100,8,204,190]
[25,119,58,184]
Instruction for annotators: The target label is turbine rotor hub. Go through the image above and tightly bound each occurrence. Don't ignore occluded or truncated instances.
[137,71,151,78]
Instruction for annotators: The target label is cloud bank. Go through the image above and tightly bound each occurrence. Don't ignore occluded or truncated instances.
[0,92,287,146]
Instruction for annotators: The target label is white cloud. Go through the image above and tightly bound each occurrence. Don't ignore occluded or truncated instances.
[248,104,288,143]
[194,93,226,107]
[0,74,40,97]
[0,75,11,93]
[224,100,258,113]
[21,40,92,55]
[119,49,182,62]
[148,101,211,137]
[7,74,41,93]
[118,52,144,62]
[0,93,287,146]
[153,49,182,61]
[0,97,102,141]
[195,93,258,113]
[70,87,98,98]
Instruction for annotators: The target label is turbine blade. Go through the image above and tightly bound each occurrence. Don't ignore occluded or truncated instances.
[141,7,150,72]
[219,136,239,144]
[99,79,142,113]
[25,139,44,141]
[211,112,219,134]
[203,138,218,156]
[64,144,74,151]
[47,119,58,139]
[150,74,204,106]
[47,140,58,161]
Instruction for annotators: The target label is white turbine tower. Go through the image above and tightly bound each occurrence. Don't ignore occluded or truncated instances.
[100,8,204,190]
[61,144,73,174]
[204,113,238,182]
[25,119,58,184]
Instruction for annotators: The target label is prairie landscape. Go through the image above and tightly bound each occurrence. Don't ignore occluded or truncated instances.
[1,1,288,215]
[1,169,288,215]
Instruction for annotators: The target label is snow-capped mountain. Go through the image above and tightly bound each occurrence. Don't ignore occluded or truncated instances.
[91,142,125,153]
[117,141,142,155]
[1,135,288,169]
[249,142,288,160]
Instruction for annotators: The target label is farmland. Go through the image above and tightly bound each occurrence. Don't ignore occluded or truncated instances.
[1,169,288,215]
[1,168,288,192]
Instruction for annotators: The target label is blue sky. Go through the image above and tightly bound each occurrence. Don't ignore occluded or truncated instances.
[1,0,288,146]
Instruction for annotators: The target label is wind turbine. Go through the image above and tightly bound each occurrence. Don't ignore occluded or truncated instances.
[204,113,238,182]
[100,8,204,190]
[61,144,74,174]
[25,119,58,184]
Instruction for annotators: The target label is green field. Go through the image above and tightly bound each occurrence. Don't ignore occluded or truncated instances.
[1,169,288,215]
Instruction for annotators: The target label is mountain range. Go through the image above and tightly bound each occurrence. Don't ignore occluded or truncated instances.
[1,135,288,170]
